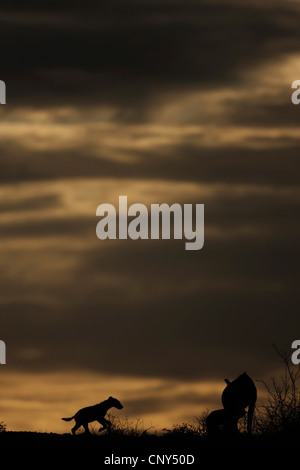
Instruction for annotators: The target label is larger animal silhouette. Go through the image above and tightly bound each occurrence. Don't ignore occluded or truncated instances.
[206,408,246,435]
[61,396,123,435]
[221,372,257,434]
[206,372,257,435]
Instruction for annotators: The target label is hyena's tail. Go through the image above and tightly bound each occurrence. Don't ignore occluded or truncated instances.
[61,416,74,421]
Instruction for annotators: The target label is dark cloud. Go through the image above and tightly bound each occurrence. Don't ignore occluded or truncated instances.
[228,102,300,128]
[0,173,298,382]
[124,391,220,416]
[0,144,299,186]
[0,193,59,213]
[133,145,300,186]
[0,147,132,183]
[1,0,300,107]
[0,215,93,238]
[1,231,297,380]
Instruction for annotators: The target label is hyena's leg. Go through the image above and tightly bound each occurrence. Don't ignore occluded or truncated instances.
[97,417,111,432]
[83,423,90,434]
[71,422,81,435]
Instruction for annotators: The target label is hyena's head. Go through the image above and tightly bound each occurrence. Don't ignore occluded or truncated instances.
[108,396,123,409]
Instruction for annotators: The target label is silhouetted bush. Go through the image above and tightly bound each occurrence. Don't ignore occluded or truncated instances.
[165,346,300,439]
[88,414,149,437]
[163,411,209,437]
[256,346,300,435]
[0,421,6,432]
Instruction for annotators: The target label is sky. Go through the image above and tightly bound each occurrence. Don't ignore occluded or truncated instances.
[0,0,300,433]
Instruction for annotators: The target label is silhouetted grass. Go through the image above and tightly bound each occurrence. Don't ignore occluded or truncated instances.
[1,347,299,450]
[0,427,298,451]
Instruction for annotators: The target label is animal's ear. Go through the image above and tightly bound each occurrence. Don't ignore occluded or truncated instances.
[109,396,113,399]
[224,379,231,385]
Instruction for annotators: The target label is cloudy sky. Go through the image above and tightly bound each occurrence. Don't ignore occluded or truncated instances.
[0,0,300,432]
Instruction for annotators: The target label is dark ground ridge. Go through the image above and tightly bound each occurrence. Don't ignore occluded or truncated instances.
[0,430,298,450]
